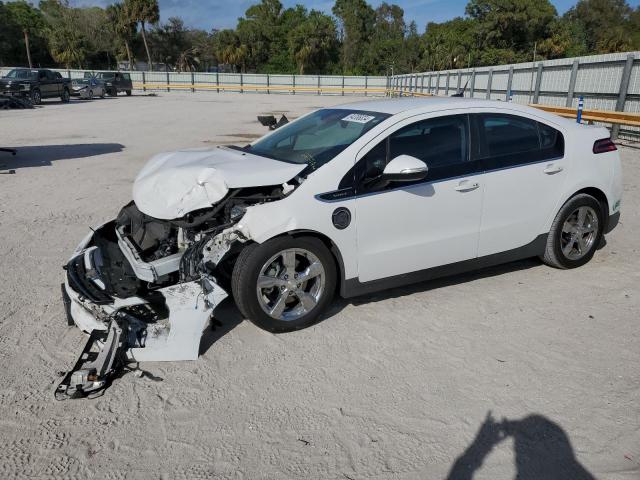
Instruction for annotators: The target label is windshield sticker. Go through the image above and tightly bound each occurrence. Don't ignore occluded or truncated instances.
[342,113,376,124]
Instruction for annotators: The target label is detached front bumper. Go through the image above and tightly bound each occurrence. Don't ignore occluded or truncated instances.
[58,223,228,399]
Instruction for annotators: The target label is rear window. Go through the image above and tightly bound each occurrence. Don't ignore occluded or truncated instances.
[478,113,564,168]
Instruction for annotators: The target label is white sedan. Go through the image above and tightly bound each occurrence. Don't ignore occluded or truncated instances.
[57,97,622,398]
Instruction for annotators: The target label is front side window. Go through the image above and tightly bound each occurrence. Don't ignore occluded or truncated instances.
[245,109,389,172]
[478,113,564,168]
[344,114,474,191]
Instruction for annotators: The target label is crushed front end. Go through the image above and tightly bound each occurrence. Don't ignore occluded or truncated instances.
[57,184,291,400]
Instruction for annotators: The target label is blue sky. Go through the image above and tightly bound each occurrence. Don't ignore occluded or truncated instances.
[70,0,640,31]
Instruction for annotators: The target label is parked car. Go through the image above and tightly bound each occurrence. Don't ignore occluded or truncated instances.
[0,68,71,105]
[57,97,622,399]
[71,77,106,99]
[87,71,132,96]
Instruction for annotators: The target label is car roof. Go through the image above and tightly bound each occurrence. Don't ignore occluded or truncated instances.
[334,96,577,127]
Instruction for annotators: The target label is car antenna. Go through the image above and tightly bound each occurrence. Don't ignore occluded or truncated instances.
[451,78,470,98]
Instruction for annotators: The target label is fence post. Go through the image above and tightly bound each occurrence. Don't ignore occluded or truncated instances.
[486,69,493,99]
[577,96,584,123]
[166,71,170,92]
[470,70,476,98]
[191,71,195,93]
[612,53,634,140]
[240,73,243,94]
[318,75,321,96]
[427,74,432,94]
[67,69,71,79]
[364,75,368,96]
[435,73,440,96]
[267,74,270,94]
[142,71,146,92]
[445,72,450,96]
[292,74,295,95]
[506,65,514,101]
[533,63,543,104]
[216,71,219,93]
[457,71,462,94]
[566,59,579,107]
[341,75,345,96]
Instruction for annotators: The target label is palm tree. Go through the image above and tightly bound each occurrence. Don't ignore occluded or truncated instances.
[6,1,44,68]
[126,0,159,70]
[176,47,200,72]
[106,3,136,69]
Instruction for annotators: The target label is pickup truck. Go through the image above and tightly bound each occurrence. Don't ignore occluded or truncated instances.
[87,71,133,96]
[0,68,71,105]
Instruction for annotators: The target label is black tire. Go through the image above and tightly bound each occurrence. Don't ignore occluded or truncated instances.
[88,89,93,100]
[31,89,42,105]
[61,88,70,103]
[109,88,117,96]
[231,236,337,333]
[541,193,605,269]
[126,90,132,96]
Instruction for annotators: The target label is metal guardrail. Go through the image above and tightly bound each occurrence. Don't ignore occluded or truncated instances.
[529,104,640,127]
[134,82,389,95]
[391,51,640,140]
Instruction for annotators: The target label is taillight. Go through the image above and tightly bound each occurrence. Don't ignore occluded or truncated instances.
[593,138,617,154]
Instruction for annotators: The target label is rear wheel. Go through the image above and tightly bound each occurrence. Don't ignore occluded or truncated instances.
[232,236,336,333]
[88,89,93,100]
[110,88,117,96]
[61,88,70,103]
[541,194,604,269]
[126,90,132,96]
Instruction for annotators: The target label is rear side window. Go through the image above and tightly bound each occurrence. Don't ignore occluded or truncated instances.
[478,114,564,168]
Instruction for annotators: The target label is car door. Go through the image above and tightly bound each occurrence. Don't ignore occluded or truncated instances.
[474,113,566,257]
[38,70,52,97]
[352,113,484,283]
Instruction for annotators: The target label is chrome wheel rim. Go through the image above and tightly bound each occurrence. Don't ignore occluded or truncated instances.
[256,248,325,321]
[561,206,599,260]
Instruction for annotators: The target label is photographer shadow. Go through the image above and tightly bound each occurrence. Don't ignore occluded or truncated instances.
[446,412,595,480]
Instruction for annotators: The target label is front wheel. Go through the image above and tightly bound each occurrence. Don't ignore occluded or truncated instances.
[541,193,604,269]
[31,89,42,105]
[232,236,337,333]
[61,89,70,103]
[126,90,132,96]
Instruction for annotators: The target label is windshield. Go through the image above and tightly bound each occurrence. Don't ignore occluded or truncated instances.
[245,109,390,171]
[4,69,37,80]
[73,79,90,85]
[94,72,115,79]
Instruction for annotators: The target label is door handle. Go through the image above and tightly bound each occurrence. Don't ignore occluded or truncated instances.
[543,164,563,174]
[455,181,480,192]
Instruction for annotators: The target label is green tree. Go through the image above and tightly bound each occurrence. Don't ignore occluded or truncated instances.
[332,0,376,74]
[466,0,557,55]
[126,0,159,70]
[6,0,44,68]
[288,10,338,74]
[107,3,136,69]
[565,0,635,52]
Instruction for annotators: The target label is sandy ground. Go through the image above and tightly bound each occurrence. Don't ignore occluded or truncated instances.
[0,92,638,480]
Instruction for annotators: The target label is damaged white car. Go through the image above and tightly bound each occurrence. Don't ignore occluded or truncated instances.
[57,97,622,399]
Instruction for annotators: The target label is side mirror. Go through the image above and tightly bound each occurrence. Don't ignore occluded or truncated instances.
[381,155,428,182]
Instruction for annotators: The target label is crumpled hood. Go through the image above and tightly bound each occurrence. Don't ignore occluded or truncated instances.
[133,146,305,220]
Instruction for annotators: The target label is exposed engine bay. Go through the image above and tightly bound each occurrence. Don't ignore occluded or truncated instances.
[57,180,299,400]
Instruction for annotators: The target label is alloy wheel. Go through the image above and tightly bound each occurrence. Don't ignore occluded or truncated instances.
[256,248,326,321]
[560,206,599,260]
